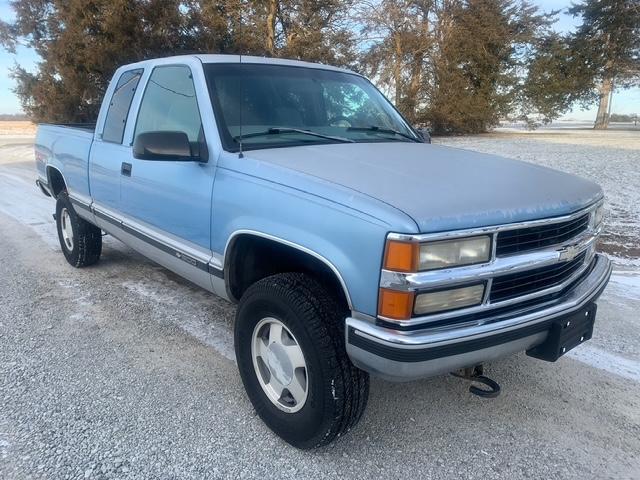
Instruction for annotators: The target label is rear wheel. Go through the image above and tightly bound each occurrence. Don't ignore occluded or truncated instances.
[55,192,102,267]
[235,272,369,449]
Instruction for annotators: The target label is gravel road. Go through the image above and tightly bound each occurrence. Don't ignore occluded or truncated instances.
[1,132,639,479]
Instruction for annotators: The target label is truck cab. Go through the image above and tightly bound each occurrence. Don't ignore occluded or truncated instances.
[35,54,611,449]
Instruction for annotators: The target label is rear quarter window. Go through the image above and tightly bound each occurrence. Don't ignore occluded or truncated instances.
[102,69,144,144]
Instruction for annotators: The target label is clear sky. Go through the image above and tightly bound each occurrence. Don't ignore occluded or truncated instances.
[0,0,638,120]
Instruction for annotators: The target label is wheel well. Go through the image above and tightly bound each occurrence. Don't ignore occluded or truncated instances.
[226,234,350,311]
[47,167,66,198]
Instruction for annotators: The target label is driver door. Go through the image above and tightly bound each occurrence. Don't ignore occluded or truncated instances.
[119,63,216,289]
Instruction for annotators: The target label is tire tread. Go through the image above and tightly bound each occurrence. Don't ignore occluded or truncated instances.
[56,192,102,267]
[236,272,369,449]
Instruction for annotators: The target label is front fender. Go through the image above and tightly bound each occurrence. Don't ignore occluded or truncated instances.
[211,164,416,316]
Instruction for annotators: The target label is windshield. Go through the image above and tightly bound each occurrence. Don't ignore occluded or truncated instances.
[203,63,419,152]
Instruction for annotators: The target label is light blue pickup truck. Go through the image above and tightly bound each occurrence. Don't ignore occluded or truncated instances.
[35,54,611,449]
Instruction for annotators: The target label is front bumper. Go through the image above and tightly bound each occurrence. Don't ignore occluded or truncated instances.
[345,254,612,381]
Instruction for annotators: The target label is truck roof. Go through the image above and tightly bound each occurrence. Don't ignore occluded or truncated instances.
[120,54,357,75]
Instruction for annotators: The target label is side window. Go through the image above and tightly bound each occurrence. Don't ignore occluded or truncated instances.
[102,69,143,144]
[134,65,202,142]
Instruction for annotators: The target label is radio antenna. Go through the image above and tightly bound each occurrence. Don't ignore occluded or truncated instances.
[238,13,244,158]
[238,53,244,158]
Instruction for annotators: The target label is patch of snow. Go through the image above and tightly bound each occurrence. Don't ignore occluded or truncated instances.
[122,280,236,362]
[172,317,236,362]
[0,168,59,249]
[567,345,640,383]
[331,379,338,400]
[607,271,640,302]
[121,281,178,306]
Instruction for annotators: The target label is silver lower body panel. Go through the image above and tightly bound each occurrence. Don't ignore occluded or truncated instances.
[346,254,612,381]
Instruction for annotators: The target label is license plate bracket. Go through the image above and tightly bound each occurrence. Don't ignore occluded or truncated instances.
[526,303,597,362]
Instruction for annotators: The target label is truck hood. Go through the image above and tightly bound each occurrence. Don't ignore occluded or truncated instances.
[245,142,603,232]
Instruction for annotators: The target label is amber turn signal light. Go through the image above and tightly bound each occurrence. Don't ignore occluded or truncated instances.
[378,288,415,320]
[383,240,419,272]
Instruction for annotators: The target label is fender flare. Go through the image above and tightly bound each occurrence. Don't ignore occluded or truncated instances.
[223,229,353,310]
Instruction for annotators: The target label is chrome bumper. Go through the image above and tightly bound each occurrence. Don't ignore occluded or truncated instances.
[345,254,612,381]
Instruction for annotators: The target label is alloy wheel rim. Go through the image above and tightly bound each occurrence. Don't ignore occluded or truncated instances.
[60,208,74,251]
[251,317,308,413]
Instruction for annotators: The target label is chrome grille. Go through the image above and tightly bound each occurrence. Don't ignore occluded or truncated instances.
[490,251,587,303]
[381,202,602,329]
[496,213,590,256]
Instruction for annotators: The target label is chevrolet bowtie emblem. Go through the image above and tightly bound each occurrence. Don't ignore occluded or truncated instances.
[559,244,581,262]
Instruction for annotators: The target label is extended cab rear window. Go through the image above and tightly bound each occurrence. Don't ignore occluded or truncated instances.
[102,69,144,144]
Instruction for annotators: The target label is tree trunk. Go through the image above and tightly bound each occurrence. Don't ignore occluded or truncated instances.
[405,52,422,122]
[265,0,278,55]
[594,76,613,129]
[393,34,403,107]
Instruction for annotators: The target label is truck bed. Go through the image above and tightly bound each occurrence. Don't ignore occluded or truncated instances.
[35,123,95,200]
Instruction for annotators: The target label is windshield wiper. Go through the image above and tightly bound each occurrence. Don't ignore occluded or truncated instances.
[234,127,355,144]
[347,126,421,142]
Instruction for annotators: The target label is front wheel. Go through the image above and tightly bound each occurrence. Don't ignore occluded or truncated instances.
[235,273,369,449]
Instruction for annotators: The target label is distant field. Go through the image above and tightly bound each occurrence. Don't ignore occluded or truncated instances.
[0,121,37,135]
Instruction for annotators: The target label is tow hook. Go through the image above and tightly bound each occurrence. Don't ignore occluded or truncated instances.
[451,365,501,398]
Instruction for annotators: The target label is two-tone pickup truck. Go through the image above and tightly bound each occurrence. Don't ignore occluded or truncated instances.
[35,54,611,449]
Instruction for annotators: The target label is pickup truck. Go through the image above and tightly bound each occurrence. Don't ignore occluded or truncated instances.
[35,54,612,449]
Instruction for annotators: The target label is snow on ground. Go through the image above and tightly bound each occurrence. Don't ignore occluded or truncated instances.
[121,279,237,361]
[436,128,640,264]
[608,270,640,302]
[566,344,640,383]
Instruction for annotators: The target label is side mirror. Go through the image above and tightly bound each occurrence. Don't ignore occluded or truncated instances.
[415,127,431,144]
[133,131,206,161]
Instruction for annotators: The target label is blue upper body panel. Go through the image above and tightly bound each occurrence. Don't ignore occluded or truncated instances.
[245,142,603,233]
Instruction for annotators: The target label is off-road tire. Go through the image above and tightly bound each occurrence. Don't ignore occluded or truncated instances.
[235,272,369,449]
[55,192,102,267]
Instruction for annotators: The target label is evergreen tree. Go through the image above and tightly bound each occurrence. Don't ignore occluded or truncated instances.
[259,0,356,66]
[0,0,355,122]
[1,0,194,122]
[568,0,640,129]
[360,0,552,133]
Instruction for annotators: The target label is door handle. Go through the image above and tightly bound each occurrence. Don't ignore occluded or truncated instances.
[121,162,132,177]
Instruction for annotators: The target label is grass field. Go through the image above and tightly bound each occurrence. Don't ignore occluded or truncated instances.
[0,121,37,135]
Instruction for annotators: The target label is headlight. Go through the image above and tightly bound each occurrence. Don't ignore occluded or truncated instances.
[414,284,485,315]
[419,236,491,270]
[592,204,605,229]
[384,235,492,272]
